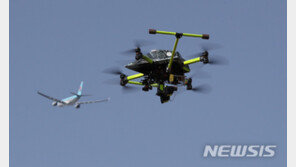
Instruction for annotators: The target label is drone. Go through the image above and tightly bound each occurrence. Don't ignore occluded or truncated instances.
[106,29,222,103]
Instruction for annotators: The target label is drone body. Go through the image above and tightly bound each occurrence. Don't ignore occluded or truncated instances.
[126,50,189,75]
[108,29,212,103]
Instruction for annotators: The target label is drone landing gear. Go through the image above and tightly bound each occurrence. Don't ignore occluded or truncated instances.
[141,77,153,92]
[156,84,178,103]
[186,78,192,90]
[160,95,170,104]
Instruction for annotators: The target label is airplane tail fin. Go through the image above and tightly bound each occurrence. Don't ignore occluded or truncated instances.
[77,81,83,96]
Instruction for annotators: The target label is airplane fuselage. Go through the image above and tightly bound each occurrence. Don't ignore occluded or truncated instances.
[56,95,80,107]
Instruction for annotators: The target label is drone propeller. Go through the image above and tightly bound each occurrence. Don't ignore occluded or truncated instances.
[190,53,228,65]
[102,67,125,76]
[188,43,228,65]
[189,42,221,57]
[190,84,212,94]
[102,67,139,93]
[188,63,211,79]
[199,43,228,65]
[199,42,222,52]
[121,47,142,55]
[121,85,138,93]
[102,79,139,93]
[133,39,154,49]
[121,39,155,55]
[206,55,229,65]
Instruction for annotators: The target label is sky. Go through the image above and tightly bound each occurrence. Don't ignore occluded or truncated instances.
[10,0,286,167]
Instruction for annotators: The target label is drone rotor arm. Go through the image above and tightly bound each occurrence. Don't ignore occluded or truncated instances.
[149,29,209,39]
[149,29,209,73]
[126,73,144,80]
[142,55,153,64]
[183,57,201,65]
[127,81,158,87]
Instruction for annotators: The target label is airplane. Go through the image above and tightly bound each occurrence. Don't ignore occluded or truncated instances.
[37,81,110,108]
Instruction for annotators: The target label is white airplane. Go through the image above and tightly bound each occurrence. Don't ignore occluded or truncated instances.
[37,81,110,108]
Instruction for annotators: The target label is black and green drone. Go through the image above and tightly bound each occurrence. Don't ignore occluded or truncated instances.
[106,29,221,103]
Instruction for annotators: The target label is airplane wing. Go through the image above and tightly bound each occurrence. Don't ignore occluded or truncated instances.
[76,98,110,105]
[37,91,65,104]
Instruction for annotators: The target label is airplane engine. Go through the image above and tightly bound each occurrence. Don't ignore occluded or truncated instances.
[52,101,57,106]
[75,104,80,109]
